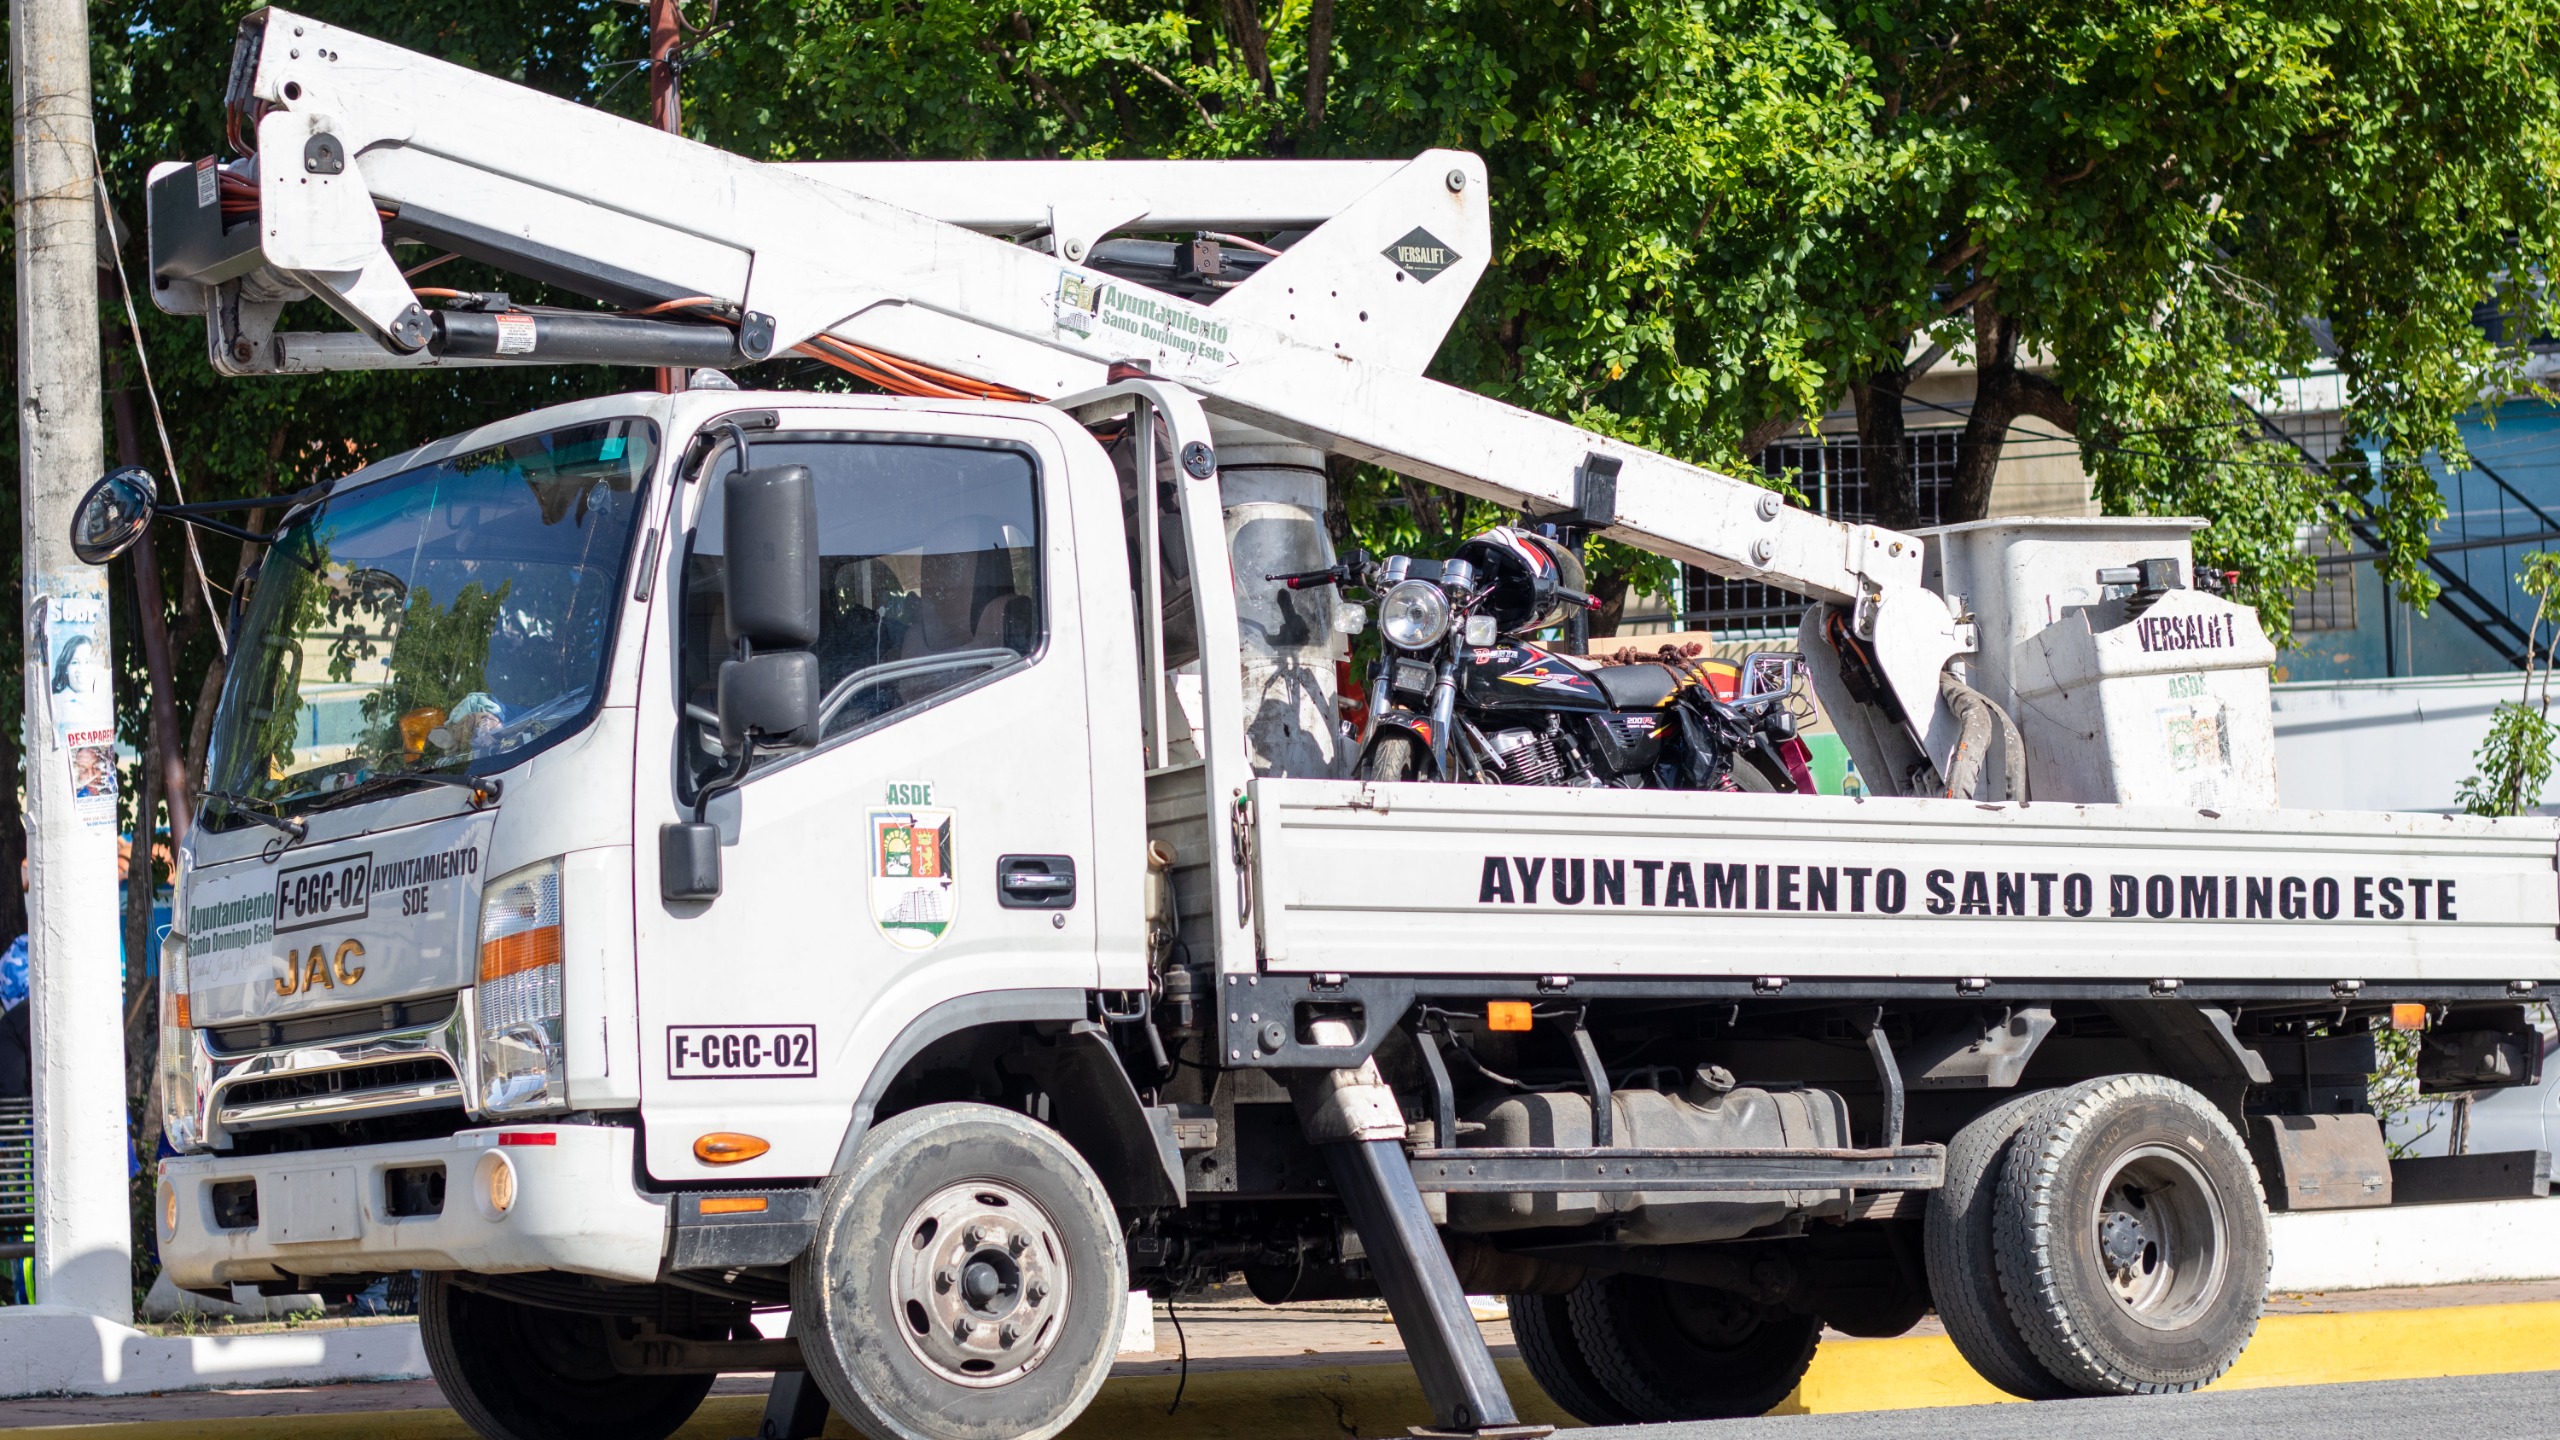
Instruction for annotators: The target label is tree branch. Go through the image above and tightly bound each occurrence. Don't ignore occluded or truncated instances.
[1133,61,1217,128]
[1741,414,1801,459]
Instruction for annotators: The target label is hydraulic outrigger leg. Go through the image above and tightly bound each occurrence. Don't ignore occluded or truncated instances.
[1291,1035,1549,1439]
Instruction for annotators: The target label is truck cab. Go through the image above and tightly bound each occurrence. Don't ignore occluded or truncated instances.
[160,389,1153,1289]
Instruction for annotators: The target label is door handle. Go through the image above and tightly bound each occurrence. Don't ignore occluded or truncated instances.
[998,855,1077,909]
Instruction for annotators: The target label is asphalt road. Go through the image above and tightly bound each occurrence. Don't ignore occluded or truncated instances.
[1579,1370,2560,1440]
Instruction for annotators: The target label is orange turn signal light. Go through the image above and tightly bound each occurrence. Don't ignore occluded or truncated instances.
[699,1195,770,1216]
[1487,1001,1533,1032]
[2390,1003,2429,1032]
[694,1132,771,1165]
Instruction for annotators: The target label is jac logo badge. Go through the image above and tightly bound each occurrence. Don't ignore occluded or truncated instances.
[1382,228,1460,283]
[274,939,367,997]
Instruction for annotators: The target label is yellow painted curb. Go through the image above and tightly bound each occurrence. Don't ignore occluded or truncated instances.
[12,1302,2560,1440]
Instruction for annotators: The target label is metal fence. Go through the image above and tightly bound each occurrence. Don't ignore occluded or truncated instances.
[0,1097,32,1266]
[1673,431,1963,638]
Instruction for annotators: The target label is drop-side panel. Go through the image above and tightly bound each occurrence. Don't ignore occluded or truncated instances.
[1248,780,2560,983]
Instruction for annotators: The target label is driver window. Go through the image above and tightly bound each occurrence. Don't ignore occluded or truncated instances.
[681,436,1042,786]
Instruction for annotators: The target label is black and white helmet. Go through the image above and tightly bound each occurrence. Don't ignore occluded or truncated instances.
[1455,525,1586,636]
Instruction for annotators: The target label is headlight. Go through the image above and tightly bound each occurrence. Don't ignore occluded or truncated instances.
[157,929,208,1151]
[476,858,567,1115]
[1378,580,1452,650]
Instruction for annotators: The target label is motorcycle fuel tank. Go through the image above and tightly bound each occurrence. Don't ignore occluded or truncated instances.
[1459,644,1612,713]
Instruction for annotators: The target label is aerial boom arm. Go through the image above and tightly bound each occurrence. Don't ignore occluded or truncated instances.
[150,7,1969,784]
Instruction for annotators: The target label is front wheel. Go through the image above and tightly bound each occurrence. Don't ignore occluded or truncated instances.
[420,1273,714,1440]
[1358,732,1423,782]
[792,1102,1127,1440]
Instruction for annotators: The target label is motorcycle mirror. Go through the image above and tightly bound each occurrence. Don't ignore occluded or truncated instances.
[1739,651,1805,702]
[71,466,159,565]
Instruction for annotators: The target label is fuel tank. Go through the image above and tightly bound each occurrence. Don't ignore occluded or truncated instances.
[1459,644,1612,714]
[1447,1068,1855,1243]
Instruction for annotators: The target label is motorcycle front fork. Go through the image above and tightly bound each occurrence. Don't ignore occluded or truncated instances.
[1424,655,1459,774]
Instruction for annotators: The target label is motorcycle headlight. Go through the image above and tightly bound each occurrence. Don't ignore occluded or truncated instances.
[476,858,567,1115]
[157,929,208,1151]
[1378,580,1452,650]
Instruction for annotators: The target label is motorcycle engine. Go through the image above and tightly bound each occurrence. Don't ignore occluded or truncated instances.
[1484,727,1571,785]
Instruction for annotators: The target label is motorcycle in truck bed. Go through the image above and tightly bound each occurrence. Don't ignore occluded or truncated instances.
[93,11,2560,1440]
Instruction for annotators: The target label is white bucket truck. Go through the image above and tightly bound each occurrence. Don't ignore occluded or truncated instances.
[85,11,2559,1439]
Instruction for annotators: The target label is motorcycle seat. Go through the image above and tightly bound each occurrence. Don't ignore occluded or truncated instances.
[1592,662,1680,710]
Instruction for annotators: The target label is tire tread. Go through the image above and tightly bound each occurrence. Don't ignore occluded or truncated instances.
[1991,1073,2268,1396]
[1922,1087,2080,1401]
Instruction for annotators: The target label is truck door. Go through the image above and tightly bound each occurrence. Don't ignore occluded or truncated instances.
[631,412,1101,1181]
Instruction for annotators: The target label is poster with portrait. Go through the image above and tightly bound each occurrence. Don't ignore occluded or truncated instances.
[35,580,117,828]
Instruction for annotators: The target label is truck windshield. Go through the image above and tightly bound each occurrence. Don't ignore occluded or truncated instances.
[204,418,656,817]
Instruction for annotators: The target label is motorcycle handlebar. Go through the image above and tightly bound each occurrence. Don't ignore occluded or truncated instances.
[1557,588,1604,611]
[1265,567,1344,589]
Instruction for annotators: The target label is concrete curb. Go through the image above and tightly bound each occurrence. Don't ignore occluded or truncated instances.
[0,1308,426,1401]
[12,1302,2560,1438]
[2267,1197,2560,1291]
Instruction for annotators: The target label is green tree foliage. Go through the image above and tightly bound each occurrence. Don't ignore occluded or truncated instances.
[2457,551,2560,818]
[7,0,2559,823]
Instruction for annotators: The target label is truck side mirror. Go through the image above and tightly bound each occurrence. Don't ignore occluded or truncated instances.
[715,462,823,754]
[722,463,820,650]
[718,651,819,751]
[72,466,159,564]
[665,463,823,906]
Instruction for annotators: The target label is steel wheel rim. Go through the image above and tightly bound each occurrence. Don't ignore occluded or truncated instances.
[888,1179,1070,1387]
[2085,1141,2228,1330]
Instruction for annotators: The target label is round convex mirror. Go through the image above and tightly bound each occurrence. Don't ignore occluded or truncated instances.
[71,466,158,565]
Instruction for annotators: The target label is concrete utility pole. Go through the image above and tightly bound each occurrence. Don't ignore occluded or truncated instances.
[11,0,136,1321]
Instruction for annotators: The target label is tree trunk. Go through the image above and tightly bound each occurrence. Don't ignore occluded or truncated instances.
[1304,0,1334,128]
[1221,0,1274,97]
[121,738,160,1114]
[1398,476,1450,545]
[1854,360,1916,530]
[104,342,192,842]
[1947,293,2080,524]
[1589,573,1631,639]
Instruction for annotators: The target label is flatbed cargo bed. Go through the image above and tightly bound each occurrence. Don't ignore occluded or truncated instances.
[1248,780,2560,988]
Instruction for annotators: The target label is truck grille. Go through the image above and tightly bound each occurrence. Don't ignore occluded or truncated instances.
[220,1056,458,1112]
[207,994,458,1055]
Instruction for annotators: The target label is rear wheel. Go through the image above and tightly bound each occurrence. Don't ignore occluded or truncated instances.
[1359,733,1422,782]
[791,1102,1126,1440]
[1993,1074,2268,1395]
[420,1274,714,1440]
[1563,1273,1819,1421]
[1924,1089,2078,1399]
[1506,1289,1635,1425]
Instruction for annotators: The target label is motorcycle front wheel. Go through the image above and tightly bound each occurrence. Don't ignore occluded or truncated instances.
[1359,733,1422,781]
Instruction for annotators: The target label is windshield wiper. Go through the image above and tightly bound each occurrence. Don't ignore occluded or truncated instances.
[304,769,505,812]
[200,790,309,841]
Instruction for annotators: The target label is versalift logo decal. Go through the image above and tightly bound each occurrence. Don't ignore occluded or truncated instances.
[1383,228,1460,283]
[2135,612,2238,652]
